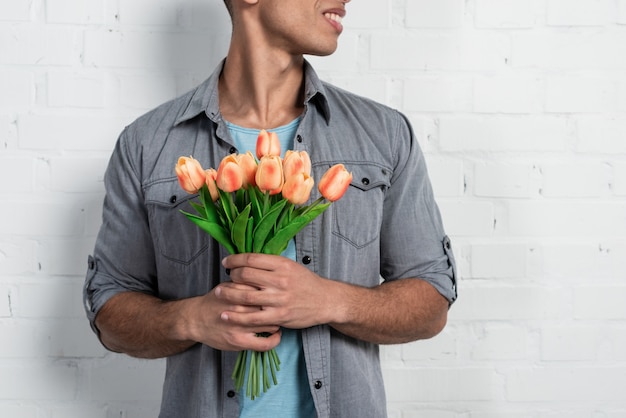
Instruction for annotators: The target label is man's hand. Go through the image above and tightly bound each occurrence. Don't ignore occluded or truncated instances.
[95,284,282,359]
[220,253,449,345]
[218,253,334,330]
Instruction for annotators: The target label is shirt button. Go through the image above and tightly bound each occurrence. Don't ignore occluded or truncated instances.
[361,178,370,186]
[302,255,311,265]
[229,146,237,153]
[227,390,236,398]
[314,380,323,390]
[169,195,177,204]
[296,134,303,143]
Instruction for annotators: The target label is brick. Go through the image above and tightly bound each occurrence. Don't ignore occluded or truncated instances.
[371,34,459,71]
[512,32,626,70]
[0,320,48,358]
[475,0,533,28]
[48,157,107,193]
[0,24,77,66]
[47,71,107,108]
[0,1,31,21]
[0,70,32,108]
[577,117,626,154]
[619,0,626,24]
[344,0,390,29]
[118,0,177,26]
[0,240,37,275]
[18,113,126,151]
[0,363,77,400]
[449,285,568,320]
[541,325,601,361]
[120,74,178,109]
[439,116,569,152]
[425,157,465,197]
[511,201,626,236]
[47,319,107,358]
[539,241,626,282]
[473,76,543,113]
[545,76,619,113]
[470,243,528,279]
[0,114,18,148]
[49,405,107,418]
[384,367,495,401]
[574,286,626,319]
[540,162,610,197]
[0,287,11,317]
[506,366,626,401]
[474,162,534,198]
[406,0,465,28]
[17,282,84,318]
[403,76,472,112]
[437,201,494,236]
[0,405,38,418]
[471,324,528,360]
[46,0,105,24]
[0,157,35,193]
[90,357,165,401]
[39,238,97,276]
[546,0,609,26]
[613,162,626,195]
[0,200,84,236]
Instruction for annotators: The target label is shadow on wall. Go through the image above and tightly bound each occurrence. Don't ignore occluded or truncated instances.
[42,0,232,412]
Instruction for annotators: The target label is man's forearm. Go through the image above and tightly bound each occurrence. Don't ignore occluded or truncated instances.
[95,292,196,359]
[326,278,449,345]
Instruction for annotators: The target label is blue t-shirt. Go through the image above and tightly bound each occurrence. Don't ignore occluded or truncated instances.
[225,118,316,418]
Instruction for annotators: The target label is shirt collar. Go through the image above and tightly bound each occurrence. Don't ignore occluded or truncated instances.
[174,59,331,126]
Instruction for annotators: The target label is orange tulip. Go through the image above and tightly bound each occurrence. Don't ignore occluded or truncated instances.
[283,150,312,178]
[318,164,352,202]
[282,173,314,205]
[205,168,219,201]
[256,155,284,195]
[175,156,206,194]
[237,151,258,188]
[216,154,243,193]
[256,129,281,159]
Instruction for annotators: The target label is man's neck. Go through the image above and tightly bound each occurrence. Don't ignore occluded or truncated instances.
[218,40,305,129]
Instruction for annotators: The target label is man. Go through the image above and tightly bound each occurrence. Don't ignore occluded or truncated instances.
[83,0,457,417]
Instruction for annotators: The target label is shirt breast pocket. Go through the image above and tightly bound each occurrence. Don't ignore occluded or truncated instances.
[144,179,208,265]
[327,163,391,249]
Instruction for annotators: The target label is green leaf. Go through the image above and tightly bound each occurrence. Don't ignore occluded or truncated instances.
[199,186,223,224]
[261,202,330,255]
[218,188,236,227]
[231,204,251,254]
[252,199,287,253]
[189,201,206,218]
[180,210,236,254]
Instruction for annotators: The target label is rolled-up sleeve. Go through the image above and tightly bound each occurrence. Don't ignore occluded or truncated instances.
[83,128,158,335]
[380,112,457,304]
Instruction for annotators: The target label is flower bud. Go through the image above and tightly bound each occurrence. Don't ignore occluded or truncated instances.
[216,154,244,193]
[256,129,281,159]
[283,150,312,178]
[237,151,258,188]
[205,168,219,201]
[256,155,284,195]
[318,164,352,202]
[282,173,314,205]
[175,156,206,194]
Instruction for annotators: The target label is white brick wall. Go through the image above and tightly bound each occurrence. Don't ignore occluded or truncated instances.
[1,0,625,416]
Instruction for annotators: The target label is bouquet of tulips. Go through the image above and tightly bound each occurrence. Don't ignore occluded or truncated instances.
[175,129,352,400]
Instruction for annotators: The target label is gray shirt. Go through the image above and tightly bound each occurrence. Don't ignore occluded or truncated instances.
[84,60,457,418]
